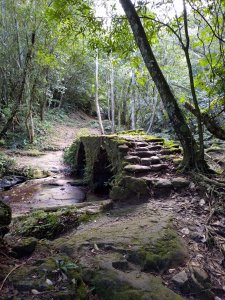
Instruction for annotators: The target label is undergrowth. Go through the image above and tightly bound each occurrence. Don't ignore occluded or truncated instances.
[0,152,15,176]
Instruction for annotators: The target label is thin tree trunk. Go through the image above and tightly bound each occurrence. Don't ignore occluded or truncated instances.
[131,69,136,130]
[182,0,205,163]
[107,73,111,121]
[110,52,115,133]
[147,89,159,133]
[119,0,207,170]
[95,49,104,135]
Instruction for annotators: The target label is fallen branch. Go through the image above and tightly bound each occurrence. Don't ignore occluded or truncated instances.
[0,263,25,292]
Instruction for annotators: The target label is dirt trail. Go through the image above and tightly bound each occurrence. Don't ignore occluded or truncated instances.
[2,112,100,216]
[14,112,99,172]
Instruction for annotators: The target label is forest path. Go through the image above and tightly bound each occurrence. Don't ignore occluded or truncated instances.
[13,111,99,172]
[2,112,100,216]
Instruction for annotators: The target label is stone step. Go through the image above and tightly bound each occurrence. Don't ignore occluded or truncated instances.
[149,164,168,172]
[148,145,162,151]
[124,164,150,173]
[129,151,156,158]
[135,147,150,151]
[118,145,130,153]
[124,155,140,164]
[132,142,149,147]
[141,156,161,166]
[160,148,182,155]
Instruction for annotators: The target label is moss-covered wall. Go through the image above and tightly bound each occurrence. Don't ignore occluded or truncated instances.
[69,135,130,190]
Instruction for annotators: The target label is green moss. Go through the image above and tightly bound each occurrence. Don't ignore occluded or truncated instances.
[78,211,99,223]
[90,269,183,300]
[112,137,130,145]
[142,135,165,143]
[173,158,183,166]
[128,228,187,273]
[14,208,80,239]
[119,129,145,135]
[164,140,180,149]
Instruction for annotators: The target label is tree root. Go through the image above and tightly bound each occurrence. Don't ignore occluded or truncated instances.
[0,263,25,292]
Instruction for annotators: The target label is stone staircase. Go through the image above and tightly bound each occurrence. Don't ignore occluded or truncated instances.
[110,137,190,202]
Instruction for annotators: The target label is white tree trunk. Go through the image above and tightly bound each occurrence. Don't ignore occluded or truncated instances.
[131,69,136,130]
[95,49,104,135]
[110,52,115,133]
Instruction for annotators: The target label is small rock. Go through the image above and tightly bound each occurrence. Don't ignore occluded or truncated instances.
[181,228,190,235]
[190,266,210,286]
[199,199,206,206]
[172,270,188,287]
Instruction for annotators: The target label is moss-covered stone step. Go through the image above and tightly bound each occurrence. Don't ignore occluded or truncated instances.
[160,148,182,155]
[130,141,149,147]
[124,164,150,173]
[141,156,161,165]
[129,151,157,158]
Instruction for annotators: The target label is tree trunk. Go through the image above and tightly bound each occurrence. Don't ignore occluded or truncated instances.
[119,0,207,170]
[110,52,115,133]
[131,69,136,130]
[147,89,158,133]
[95,49,104,135]
[0,32,35,138]
[182,0,205,164]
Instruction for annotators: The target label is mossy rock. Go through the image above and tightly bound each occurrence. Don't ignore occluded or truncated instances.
[8,237,38,258]
[19,167,51,179]
[122,176,149,198]
[14,208,80,239]
[88,269,183,300]
[0,200,11,237]
[128,228,187,273]
[0,200,11,226]
[8,255,87,300]
[110,185,132,201]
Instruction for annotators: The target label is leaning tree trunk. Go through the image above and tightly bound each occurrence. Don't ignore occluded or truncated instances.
[119,0,208,170]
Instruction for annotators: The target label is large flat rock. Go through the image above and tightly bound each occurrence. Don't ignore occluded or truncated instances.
[52,204,187,299]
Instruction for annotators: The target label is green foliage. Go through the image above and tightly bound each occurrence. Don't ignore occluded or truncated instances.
[64,128,90,169]
[0,153,15,176]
